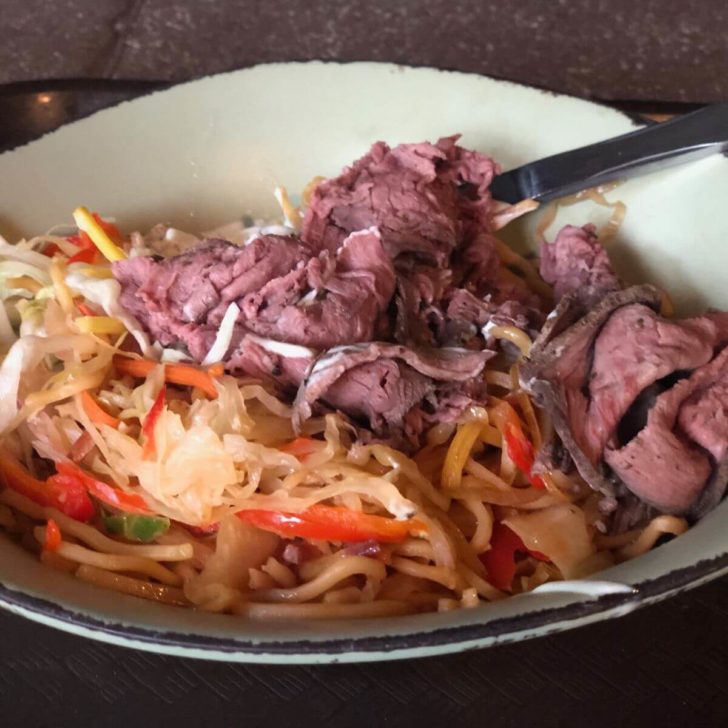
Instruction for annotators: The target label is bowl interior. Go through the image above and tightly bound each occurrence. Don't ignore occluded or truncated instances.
[1,61,728,661]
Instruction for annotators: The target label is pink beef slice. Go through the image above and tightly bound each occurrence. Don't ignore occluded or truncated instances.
[521,285,722,496]
[539,224,620,309]
[583,303,717,463]
[605,346,728,515]
[293,342,492,445]
[302,136,500,265]
[113,236,307,359]
[113,230,397,375]
[604,378,712,514]
[239,228,395,349]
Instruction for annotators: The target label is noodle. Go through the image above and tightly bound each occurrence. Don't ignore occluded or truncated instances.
[616,516,688,561]
[33,534,183,585]
[76,565,188,606]
[390,557,459,590]
[487,326,532,357]
[252,556,386,603]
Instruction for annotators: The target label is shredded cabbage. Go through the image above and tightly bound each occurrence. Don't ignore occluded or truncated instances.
[65,268,154,357]
[202,302,240,366]
[0,334,97,434]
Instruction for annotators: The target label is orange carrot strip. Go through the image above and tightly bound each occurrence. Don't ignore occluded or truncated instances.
[113,356,219,399]
[80,391,121,429]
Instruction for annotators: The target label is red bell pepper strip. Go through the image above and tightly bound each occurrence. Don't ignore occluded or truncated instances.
[480,523,549,592]
[43,519,62,552]
[0,447,94,521]
[75,301,98,317]
[55,462,151,515]
[67,246,97,265]
[141,385,166,460]
[491,401,546,490]
[236,505,427,543]
[279,437,320,461]
[43,242,62,257]
[68,213,122,248]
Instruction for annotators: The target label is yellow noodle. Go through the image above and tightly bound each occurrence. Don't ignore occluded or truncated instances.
[494,238,552,297]
[253,556,386,603]
[491,198,540,229]
[488,326,532,357]
[247,568,277,591]
[458,564,506,601]
[393,538,434,560]
[76,565,187,606]
[261,556,297,588]
[0,489,45,519]
[390,556,459,590]
[45,508,193,561]
[301,176,326,207]
[322,586,363,604]
[459,496,493,554]
[442,421,485,489]
[47,539,182,586]
[49,260,74,314]
[460,587,479,608]
[464,458,510,490]
[617,516,688,561]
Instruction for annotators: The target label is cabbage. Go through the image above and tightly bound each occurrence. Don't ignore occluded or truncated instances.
[65,268,154,357]
[503,504,596,579]
[0,237,52,270]
[101,410,239,525]
[0,334,97,434]
[202,302,240,365]
[0,301,16,351]
[195,515,279,590]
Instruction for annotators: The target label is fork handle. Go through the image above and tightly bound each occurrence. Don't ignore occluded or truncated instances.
[490,103,728,203]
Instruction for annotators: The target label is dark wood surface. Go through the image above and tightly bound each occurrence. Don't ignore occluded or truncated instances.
[2,0,728,103]
[2,3,728,725]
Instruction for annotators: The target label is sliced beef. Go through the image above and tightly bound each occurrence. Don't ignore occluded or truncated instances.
[605,346,728,515]
[678,352,728,462]
[584,303,717,462]
[393,263,452,347]
[524,281,728,514]
[604,378,712,514]
[302,136,499,265]
[294,343,492,444]
[522,285,662,495]
[113,236,307,360]
[539,224,620,308]
[114,230,397,370]
[226,336,316,391]
[240,228,396,348]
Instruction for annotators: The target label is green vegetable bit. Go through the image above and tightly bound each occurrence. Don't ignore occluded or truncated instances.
[104,514,170,543]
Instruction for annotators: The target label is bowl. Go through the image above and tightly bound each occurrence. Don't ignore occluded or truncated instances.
[1,61,727,663]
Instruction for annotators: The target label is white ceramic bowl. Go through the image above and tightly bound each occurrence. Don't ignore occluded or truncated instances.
[1,62,727,663]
